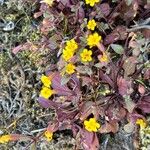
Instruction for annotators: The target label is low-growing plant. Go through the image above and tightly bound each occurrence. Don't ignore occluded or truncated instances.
[1,0,150,149]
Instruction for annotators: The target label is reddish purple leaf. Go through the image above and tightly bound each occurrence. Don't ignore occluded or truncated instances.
[81,129,100,150]
[11,134,31,141]
[50,72,74,96]
[137,96,150,113]
[77,5,85,23]
[117,77,132,96]
[57,0,71,11]
[99,3,111,17]
[144,69,150,79]
[129,113,145,123]
[70,74,81,96]
[137,103,150,113]
[138,84,145,95]
[104,26,127,45]
[99,70,114,88]
[100,120,119,133]
[141,96,150,103]
[38,97,61,109]
[34,11,43,18]
[47,121,59,132]
[12,45,23,54]
[58,120,72,131]
[106,104,127,121]
[123,57,137,76]
[56,108,78,122]
[79,101,95,121]
[81,76,93,86]
[142,29,150,39]
[57,0,71,7]
[119,0,139,22]
[12,42,34,54]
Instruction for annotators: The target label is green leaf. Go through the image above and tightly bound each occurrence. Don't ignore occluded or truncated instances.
[124,95,135,113]
[124,122,135,133]
[61,75,71,85]
[76,65,93,75]
[125,0,133,6]
[111,44,124,54]
[94,63,103,68]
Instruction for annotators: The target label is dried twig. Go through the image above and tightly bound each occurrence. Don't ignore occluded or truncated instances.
[127,25,150,32]
[127,18,150,32]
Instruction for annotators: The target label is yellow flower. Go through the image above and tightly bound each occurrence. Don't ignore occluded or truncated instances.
[62,39,78,61]
[99,52,109,62]
[87,32,102,48]
[40,87,54,99]
[65,39,78,53]
[87,19,97,30]
[84,118,100,132]
[80,49,92,62]
[65,63,76,74]
[41,75,51,87]
[42,0,54,6]
[44,130,53,141]
[0,135,11,143]
[85,0,100,7]
[62,49,74,61]
[136,119,147,130]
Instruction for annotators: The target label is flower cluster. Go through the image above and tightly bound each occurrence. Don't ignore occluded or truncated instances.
[0,135,11,143]
[39,0,103,137]
[84,118,100,132]
[40,75,55,99]
[85,0,100,7]
[60,19,102,75]
[62,39,78,61]
[87,19,108,63]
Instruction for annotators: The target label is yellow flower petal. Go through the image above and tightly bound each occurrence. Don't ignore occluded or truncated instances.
[87,19,97,31]
[40,87,54,99]
[44,130,53,141]
[96,123,100,128]
[84,117,100,132]
[41,75,51,87]
[42,0,54,6]
[65,63,76,74]
[62,39,78,61]
[87,32,102,48]
[92,127,98,132]
[66,39,78,52]
[0,135,11,143]
[99,52,109,63]
[80,49,93,62]
[86,126,93,132]
[136,119,147,130]
[84,120,89,126]
[62,49,74,61]
[85,0,100,7]
[89,118,96,123]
